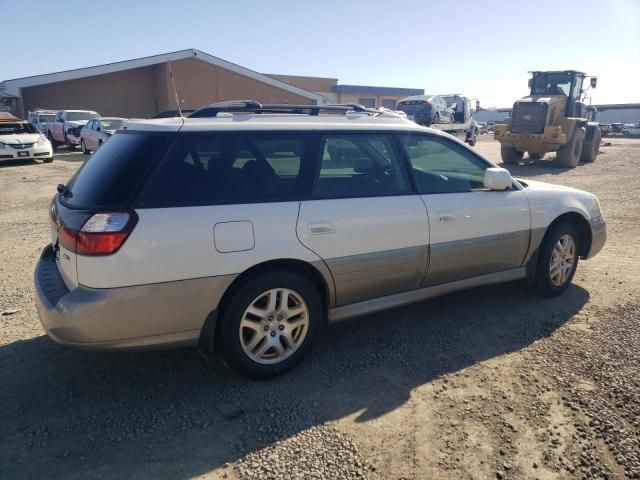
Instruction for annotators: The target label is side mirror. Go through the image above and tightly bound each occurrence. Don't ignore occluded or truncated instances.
[528,79,533,89]
[484,167,513,190]
[590,77,597,89]
[96,126,101,132]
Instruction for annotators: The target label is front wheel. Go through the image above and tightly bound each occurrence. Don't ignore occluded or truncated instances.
[501,144,524,164]
[533,221,580,297]
[555,127,585,168]
[81,139,91,155]
[218,271,323,379]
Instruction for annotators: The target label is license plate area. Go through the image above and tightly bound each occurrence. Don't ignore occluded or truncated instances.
[17,151,29,157]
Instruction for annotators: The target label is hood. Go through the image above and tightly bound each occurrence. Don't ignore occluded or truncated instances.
[0,133,43,145]
[519,178,581,192]
[65,120,88,127]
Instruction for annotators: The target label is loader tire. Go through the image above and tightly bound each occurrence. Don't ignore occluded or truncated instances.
[555,127,585,168]
[501,145,524,164]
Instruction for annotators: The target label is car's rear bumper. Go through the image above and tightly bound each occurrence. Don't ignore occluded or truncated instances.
[586,216,606,259]
[34,245,236,350]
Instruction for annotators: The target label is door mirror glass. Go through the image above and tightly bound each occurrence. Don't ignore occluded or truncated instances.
[484,167,513,190]
[590,77,597,89]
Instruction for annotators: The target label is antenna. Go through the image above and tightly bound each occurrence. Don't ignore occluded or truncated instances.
[167,61,183,118]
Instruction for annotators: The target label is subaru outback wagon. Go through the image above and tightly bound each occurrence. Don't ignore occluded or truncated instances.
[35,102,606,379]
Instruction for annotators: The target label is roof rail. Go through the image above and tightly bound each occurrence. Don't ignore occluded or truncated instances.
[189,101,381,118]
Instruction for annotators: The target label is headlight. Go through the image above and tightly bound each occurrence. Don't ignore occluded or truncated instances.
[37,136,49,146]
[588,196,602,219]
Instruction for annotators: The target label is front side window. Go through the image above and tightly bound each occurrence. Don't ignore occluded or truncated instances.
[312,134,410,199]
[138,133,309,207]
[400,134,488,194]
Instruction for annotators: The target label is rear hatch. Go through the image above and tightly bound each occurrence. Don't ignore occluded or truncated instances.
[51,126,176,288]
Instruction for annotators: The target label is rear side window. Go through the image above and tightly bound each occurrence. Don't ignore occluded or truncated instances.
[137,132,310,207]
[312,134,410,199]
[64,131,170,209]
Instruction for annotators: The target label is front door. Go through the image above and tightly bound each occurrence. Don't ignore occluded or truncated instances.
[297,133,430,306]
[399,133,530,286]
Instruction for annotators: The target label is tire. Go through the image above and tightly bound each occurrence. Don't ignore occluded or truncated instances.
[467,133,476,146]
[218,271,323,379]
[533,221,580,297]
[47,131,58,151]
[528,152,544,160]
[555,127,585,168]
[42,157,53,163]
[81,139,91,155]
[581,127,601,163]
[501,144,524,164]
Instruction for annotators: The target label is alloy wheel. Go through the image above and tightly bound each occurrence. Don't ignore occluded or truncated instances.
[239,288,309,364]
[550,234,576,287]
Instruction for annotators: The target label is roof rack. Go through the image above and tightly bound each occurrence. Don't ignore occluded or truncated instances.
[188,100,382,118]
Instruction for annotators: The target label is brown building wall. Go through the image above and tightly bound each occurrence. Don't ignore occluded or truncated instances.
[166,58,317,109]
[21,65,164,118]
[19,58,318,119]
[266,74,338,93]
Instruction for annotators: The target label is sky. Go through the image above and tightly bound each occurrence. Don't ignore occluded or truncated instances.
[1,0,639,107]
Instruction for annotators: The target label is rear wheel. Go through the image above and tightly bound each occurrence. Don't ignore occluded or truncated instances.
[533,221,580,297]
[501,144,524,164]
[581,127,601,163]
[218,271,323,379]
[555,127,585,168]
[81,139,91,155]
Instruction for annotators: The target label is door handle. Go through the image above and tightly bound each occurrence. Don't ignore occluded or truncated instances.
[308,222,335,234]
[438,213,455,223]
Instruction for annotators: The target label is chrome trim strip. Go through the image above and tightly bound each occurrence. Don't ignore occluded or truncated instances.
[328,267,526,323]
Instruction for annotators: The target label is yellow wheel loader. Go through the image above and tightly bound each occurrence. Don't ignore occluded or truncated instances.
[495,70,601,168]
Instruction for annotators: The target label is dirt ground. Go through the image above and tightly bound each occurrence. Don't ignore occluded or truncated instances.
[1,137,639,480]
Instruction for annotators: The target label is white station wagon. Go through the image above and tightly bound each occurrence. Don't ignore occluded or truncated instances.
[35,102,606,378]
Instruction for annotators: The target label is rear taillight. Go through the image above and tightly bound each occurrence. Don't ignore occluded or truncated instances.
[59,211,138,256]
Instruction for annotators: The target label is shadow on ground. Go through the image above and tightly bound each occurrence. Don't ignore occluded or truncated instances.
[0,281,589,479]
[499,150,609,177]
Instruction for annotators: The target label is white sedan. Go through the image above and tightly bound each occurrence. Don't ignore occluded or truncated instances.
[80,117,127,153]
[0,116,53,163]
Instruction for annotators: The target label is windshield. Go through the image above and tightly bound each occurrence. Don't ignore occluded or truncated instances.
[66,111,100,121]
[531,73,573,96]
[38,114,56,123]
[0,122,39,135]
[99,119,124,130]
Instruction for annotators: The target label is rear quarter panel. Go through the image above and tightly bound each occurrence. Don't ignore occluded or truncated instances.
[76,202,323,288]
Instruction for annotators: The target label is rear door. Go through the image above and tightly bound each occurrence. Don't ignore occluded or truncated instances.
[296,132,429,306]
[399,133,530,286]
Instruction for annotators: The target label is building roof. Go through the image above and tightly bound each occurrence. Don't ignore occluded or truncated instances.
[333,84,424,96]
[0,49,327,103]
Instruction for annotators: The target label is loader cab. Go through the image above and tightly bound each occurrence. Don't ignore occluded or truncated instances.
[528,70,593,119]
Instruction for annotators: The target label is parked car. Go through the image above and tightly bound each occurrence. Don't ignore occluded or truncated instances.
[48,110,101,150]
[80,117,127,153]
[396,95,455,125]
[27,110,57,134]
[35,101,606,379]
[610,123,625,134]
[0,112,53,163]
[622,122,640,135]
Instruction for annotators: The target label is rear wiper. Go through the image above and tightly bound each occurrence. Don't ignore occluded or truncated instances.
[56,184,72,198]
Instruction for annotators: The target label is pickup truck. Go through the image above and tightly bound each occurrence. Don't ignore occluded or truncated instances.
[47,110,101,150]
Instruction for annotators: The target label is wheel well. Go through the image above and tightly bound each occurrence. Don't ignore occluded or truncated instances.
[216,259,330,322]
[545,212,592,258]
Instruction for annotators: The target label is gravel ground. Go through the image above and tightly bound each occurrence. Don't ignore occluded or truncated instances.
[0,138,638,479]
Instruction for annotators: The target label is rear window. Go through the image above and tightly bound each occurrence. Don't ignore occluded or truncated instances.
[63,131,170,209]
[137,132,311,207]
